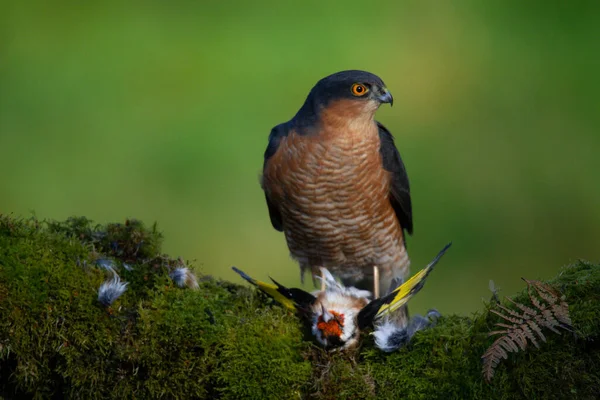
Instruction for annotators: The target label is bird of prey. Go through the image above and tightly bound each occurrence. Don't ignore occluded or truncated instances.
[232,242,451,351]
[261,70,412,314]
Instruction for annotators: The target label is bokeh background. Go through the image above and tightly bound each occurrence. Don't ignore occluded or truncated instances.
[1,1,599,315]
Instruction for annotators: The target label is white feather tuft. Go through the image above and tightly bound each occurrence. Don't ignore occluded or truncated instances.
[95,258,116,272]
[169,267,199,290]
[318,268,373,299]
[373,310,441,352]
[373,320,405,352]
[98,273,128,306]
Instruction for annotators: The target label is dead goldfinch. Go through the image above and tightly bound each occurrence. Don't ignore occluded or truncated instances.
[233,242,451,350]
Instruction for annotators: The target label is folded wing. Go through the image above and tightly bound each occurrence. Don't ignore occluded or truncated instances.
[232,266,316,311]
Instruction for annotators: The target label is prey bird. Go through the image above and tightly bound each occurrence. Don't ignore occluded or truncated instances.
[232,242,451,351]
[261,70,412,328]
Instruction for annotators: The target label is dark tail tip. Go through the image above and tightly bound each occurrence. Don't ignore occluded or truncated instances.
[231,266,253,283]
[269,276,284,288]
[428,242,453,269]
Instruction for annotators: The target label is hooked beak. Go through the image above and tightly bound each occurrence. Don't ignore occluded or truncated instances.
[378,88,393,106]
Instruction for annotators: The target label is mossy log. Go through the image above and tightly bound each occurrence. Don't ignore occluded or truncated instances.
[0,215,598,399]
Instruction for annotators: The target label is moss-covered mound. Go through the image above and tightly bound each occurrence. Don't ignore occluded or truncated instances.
[0,215,598,399]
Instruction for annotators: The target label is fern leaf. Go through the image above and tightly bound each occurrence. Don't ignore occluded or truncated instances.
[490,309,522,324]
[527,285,545,310]
[507,331,527,351]
[529,280,561,305]
[552,303,573,328]
[482,278,572,383]
[496,303,524,319]
[495,322,517,329]
[520,323,540,348]
[482,337,510,382]
[499,336,520,353]
[527,318,547,342]
[506,296,537,316]
[540,310,561,333]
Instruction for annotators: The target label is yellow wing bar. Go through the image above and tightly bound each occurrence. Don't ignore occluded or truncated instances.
[376,242,452,319]
[232,266,315,311]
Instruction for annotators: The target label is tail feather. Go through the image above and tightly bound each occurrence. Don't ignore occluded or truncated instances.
[232,266,316,311]
[376,242,452,318]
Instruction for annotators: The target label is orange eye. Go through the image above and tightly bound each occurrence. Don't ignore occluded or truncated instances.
[351,83,368,96]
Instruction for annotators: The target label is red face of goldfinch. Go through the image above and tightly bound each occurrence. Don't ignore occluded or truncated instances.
[232,265,372,349]
[317,309,344,338]
[310,273,372,349]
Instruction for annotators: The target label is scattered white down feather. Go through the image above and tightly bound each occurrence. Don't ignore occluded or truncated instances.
[373,309,441,352]
[95,258,116,271]
[169,267,199,290]
[95,257,199,308]
[98,272,129,306]
[373,319,407,352]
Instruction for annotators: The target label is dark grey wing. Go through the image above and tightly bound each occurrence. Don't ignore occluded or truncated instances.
[262,122,291,232]
[264,195,283,232]
[377,122,413,235]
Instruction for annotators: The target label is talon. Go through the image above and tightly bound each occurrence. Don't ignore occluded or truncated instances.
[373,265,380,298]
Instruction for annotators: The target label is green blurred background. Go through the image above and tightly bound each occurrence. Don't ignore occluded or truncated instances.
[1,1,599,315]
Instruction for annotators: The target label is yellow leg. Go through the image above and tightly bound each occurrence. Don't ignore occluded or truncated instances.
[373,265,380,298]
[321,269,326,292]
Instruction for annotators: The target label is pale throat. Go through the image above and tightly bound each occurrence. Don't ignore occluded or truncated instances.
[346,113,378,136]
[320,108,379,142]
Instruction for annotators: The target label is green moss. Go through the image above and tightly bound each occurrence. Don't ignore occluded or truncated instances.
[216,306,311,400]
[353,261,600,400]
[304,350,377,400]
[1,214,599,399]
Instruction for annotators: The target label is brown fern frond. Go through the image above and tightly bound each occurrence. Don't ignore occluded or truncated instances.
[505,296,537,316]
[527,279,561,305]
[490,308,522,324]
[540,310,561,333]
[482,279,572,382]
[496,303,524,319]
[549,294,572,329]
[527,318,547,342]
[494,322,516,329]
[481,336,512,381]
[520,322,540,348]
[507,330,527,351]
[482,340,505,378]
[527,284,546,311]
